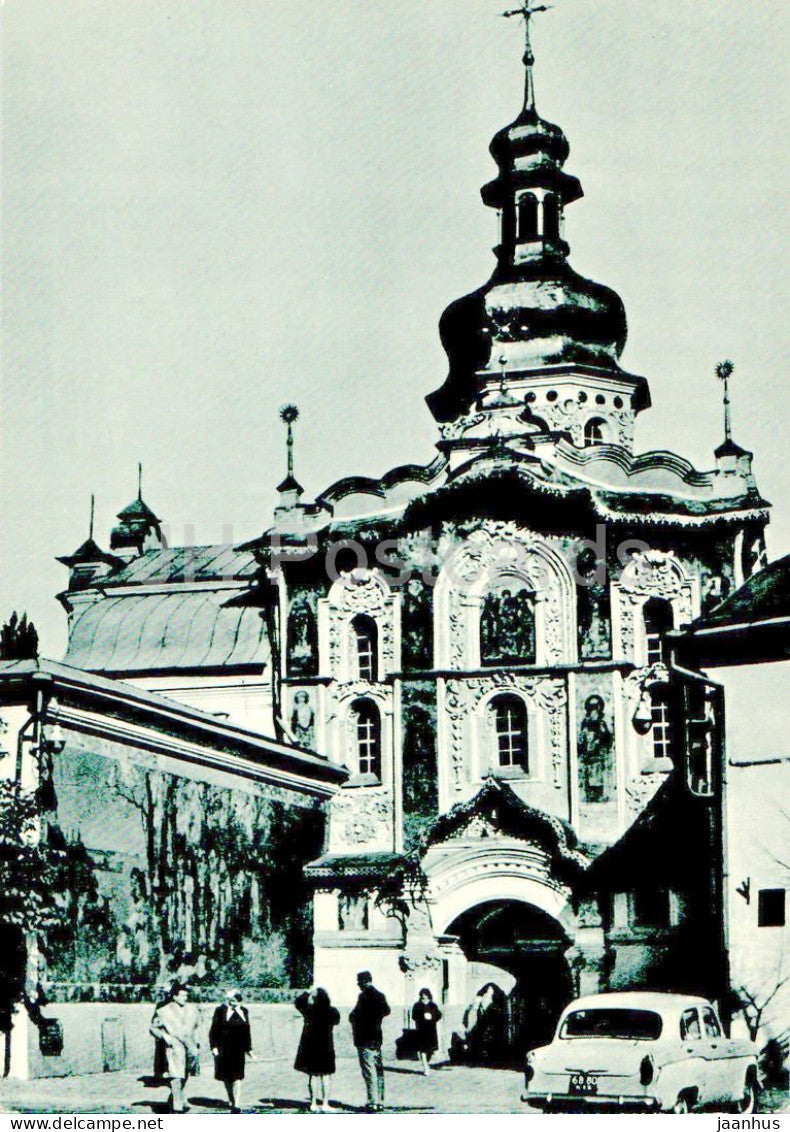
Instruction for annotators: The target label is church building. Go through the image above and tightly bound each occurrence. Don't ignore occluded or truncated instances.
[51,8,770,1050]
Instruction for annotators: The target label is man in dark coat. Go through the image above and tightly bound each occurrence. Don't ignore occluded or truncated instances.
[349,971,390,1111]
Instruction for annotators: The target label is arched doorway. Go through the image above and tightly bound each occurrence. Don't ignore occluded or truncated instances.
[446,899,574,1061]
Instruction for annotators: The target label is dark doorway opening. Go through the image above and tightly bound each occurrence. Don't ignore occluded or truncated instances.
[447,900,574,1064]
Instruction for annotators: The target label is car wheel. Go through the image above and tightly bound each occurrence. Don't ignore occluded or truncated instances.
[671,1094,691,1114]
[732,1078,759,1115]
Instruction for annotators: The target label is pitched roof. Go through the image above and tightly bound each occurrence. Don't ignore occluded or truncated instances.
[0,657,345,797]
[693,554,790,630]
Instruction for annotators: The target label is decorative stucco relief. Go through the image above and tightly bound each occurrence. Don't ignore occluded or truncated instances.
[322,568,398,683]
[614,549,697,663]
[624,772,665,818]
[435,524,576,669]
[444,674,567,792]
[330,788,393,847]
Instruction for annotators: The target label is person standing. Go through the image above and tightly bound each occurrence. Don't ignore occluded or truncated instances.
[349,971,390,1112]
[209,988,252,1113]
[149,982,201,1114]
[411,988,442,1075]
[294,987,340,1112]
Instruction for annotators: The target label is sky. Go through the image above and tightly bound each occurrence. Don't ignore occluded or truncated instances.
[1,0,788,658]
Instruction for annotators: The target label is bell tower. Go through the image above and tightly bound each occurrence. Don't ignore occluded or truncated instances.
[427,4,650,452]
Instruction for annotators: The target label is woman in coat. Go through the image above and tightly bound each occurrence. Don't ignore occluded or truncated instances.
[209,988,252,1113]
[149,983,201,1113]
[294,987,340,1111]
[411,988,442,1075]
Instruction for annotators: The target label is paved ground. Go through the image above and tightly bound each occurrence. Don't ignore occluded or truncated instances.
[1,1058,788,1115]
[0,1058,523,1115]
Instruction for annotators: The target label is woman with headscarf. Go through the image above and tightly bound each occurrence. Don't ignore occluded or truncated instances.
[411,987,442,1075]
[149,982,201,1113]
[294,987,340,1112]
[209,988,252,1113]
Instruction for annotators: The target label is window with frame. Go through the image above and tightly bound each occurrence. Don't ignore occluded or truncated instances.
[518,193,539,242]
[351,698,381,780]
[583,417,608,446]
[543,193,560,242]
[680,1008,701,1041]
[490,694,529,772]
[758,888,786,928]
[649,686,673,761]
[352,614,378,681]
[701,1007,721,1039]
[643,597,674,666]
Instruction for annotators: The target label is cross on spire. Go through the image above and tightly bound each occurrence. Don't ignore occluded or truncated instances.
[502,2,552,112]
[137,461,143,501]
[89,493,95,541]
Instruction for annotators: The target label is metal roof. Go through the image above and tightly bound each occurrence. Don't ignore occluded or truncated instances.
[62,546,269,675]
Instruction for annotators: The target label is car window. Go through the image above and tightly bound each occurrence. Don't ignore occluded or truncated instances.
[702,1007,721,1039]
[561,1009,662,1041]
[680,1008,701,1041]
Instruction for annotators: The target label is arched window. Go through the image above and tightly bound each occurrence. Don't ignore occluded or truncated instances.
[583,417,608,445]
[543,193,560,242]
[518,193,539,242]
[643,598,674,666]
[352,614,378,681]
[490,694,529,772]
[351,698,381,780]
[480,584,536,666]
[649,685,673,761]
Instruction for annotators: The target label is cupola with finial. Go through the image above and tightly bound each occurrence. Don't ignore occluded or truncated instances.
[274,405,307,522]
[713,361,754,480]
[427,3,650,451]
[58,495,120,589]
[110,465,166,560]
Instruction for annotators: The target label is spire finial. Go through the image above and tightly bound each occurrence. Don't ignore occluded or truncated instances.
[715,360,735,444]
[279,404,300,480]
[502,2,552,113]
[137,462,143,501]
[89,494,95,541]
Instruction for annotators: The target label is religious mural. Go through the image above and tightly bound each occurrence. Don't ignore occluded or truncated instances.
[44,747,322,996]
[290,689,316,748]
[287,593,318,676]
[575,678,616,805]
[400,577,433,670]
[401,683,439,851]
[480,582,536,666]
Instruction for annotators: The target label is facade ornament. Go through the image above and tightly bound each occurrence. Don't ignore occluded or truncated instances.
[444,674,567,790]
[624,772,664,817]
[435,523,575,669]
[331,788,392,847]
[619,549,685,600]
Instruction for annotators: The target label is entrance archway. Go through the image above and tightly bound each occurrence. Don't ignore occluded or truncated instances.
[446,899,574,1060]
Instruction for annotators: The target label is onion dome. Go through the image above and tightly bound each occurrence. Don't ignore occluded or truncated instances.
[427,9,628,423]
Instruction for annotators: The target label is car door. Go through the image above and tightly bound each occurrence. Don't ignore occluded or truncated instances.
[679,1007,712,1106]
[700,1006,733,1104]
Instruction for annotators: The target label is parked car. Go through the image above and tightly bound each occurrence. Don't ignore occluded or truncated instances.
[522,992,759,1113]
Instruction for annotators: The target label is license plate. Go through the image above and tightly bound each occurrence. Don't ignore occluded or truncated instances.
[569,1073,599,1096]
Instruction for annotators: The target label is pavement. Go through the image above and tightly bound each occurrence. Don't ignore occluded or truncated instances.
[0,1057,524,1115]
[1,1058,788,1116]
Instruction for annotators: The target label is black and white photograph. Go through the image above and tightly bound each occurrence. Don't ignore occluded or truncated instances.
[0,0,788,1119]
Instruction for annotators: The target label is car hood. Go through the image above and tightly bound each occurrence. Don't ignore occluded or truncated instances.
[533,1038,655,1076]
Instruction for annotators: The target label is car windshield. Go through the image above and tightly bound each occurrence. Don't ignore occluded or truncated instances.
[561,1008,663,1041]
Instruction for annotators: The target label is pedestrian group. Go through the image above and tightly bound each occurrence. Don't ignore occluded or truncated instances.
[149,971,442,1113]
